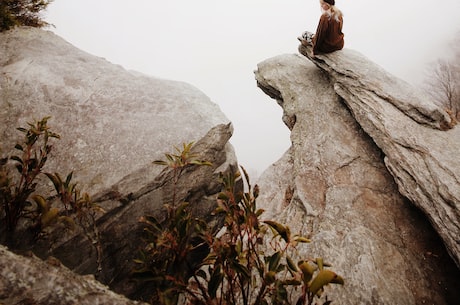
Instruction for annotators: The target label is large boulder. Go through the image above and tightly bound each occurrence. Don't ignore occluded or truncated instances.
[0,27,238,300]
[0,27,231,195]
[298,43,460,269]
[255,53,459,304]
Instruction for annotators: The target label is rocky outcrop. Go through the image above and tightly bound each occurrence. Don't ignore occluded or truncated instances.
[255,53,459,304]
[0,27,237,300]
[298,44,453,131]
[298,44,460,269]
[0,27,231,195]
[0,245,148,305]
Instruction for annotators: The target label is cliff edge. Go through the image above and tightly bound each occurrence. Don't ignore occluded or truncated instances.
[255,46,460,304]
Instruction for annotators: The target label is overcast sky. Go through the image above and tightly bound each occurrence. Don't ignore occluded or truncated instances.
[45,0,460,178]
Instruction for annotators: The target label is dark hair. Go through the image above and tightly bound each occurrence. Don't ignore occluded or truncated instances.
[324,0,335,5]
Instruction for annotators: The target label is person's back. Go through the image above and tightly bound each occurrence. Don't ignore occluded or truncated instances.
[313,9,344,54]
[298,0,344,57]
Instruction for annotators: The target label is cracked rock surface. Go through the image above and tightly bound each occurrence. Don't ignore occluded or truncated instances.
[0,27,238,301]
[297,44,460,269]
[255,53,460,305]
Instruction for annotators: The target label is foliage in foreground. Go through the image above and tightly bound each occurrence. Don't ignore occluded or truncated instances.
[134,144,344,305]
[0,118,344,304]
[0,117,103,272]
[0,0,53,32]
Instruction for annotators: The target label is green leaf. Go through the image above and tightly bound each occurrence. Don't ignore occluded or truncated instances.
[165,154,175,163]
[256,208,265,217]
[264,271,276,284]
[32,194,48,212]
[293,236,311,243]
[153,160,168,166]
[58,216,76,230]
[48,131,60,139]
[65,172,73,187]
[132,259,145,265]
[208,266,223,298]
[264,220,290,243]
[330,275,345,285]
[268,251,282,272]
[309,269,342,295]
[298,261,316,284]
[217,192,229,201]
[232,262,250,279]
[45,172,62,193]
[189,160,212,166]
[286,255,298,273]
[202,253,217,265]
[141,215,162,232]
[41,207,59,227]
[316,257,324,270]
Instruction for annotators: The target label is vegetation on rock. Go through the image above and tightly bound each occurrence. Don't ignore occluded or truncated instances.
[0,0,53,32]
[0,117,103,272]
[134,144,344,305]
[1,118,344,304]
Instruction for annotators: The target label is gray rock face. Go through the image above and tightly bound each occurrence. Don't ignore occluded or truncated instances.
[298,45,453,131]
[0,27,230,195]
[0,27,238,299]
[255,54,459,305]
[298,44,460,269]
[0,245,148,305]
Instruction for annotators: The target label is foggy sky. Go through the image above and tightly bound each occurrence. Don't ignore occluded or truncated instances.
[45,0,460,177]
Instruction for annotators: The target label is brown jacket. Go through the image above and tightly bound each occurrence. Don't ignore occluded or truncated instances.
[312,13,344,55]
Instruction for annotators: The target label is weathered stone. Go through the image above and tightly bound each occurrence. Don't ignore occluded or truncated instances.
[28,123,236,299]
[298,44,453,130]
[0,27,238,300]
[299,44,460,269]
[255,54,459,305]
[0,27,230,195]
[0,245,149,305]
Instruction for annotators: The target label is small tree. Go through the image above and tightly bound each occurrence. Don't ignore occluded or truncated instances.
[424,33,460,121]
[0,0,53,32]
[425,59,460,119]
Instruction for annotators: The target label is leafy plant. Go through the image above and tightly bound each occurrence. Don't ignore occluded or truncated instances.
[135,143,344,305]
[152,142,212,206]
[0,0,53,32]
[45,171,105,274]
[0,118,104,269]
[0,116,60,240]
[187,169,343,305]
[134,142,212,304]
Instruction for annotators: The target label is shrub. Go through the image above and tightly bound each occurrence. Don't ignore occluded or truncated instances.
[0,117,60,240]
[134,144,344,305]
[0,0,53,32]
[134,142,213,304]
[0,117,103,272]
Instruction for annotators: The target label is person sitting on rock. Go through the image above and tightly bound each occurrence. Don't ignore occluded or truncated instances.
[298,0,344,57]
